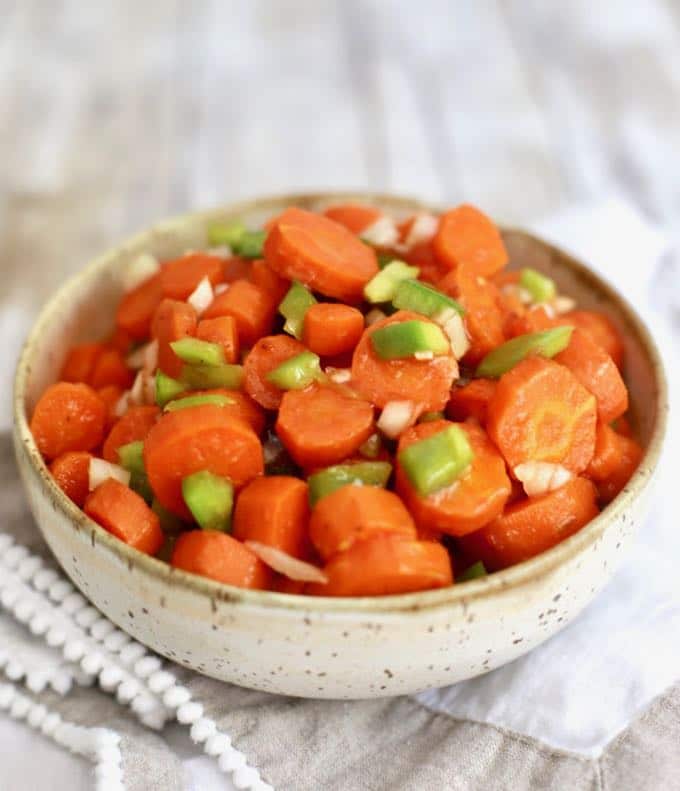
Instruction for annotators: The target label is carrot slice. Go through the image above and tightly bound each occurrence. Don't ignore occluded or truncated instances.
[302,303,365,357]
[505,305,555,337]
[264,208,379,302]
[439,267,506,364]
[160,252,225,300]
[144,405,263,518]
[102,405,159,463]
[171,530,270,589]
[461,477,599,570]
[60,342,105,384]
[116,273,163,340]
[307,534,452,596]
[233,476,310,558]
[400,240,448,285]
[196,316,240,364]
[202,279,275,347]
[249,259,290,303]
[49,451,93,507]
[84,478,163,555]
[309,486,416,560]
[446,379,497,425]
[107,327,133,354]
[30,382,106,460]
[97,385,124,429]
[555,328,628,423]
[276,383,374,469]
[396,420,511,536]
[433,204,508,276]
[351,310,458,411]
[185,389,265,435]
[271,575,307,594]
[487,356,597,473]
[90,348,134,390]
[221,256,251,282]
[243,334,307,409]
[323,204,382,235]
[561,310,624,369]
[151,299,198,378]
[586,423,643,503]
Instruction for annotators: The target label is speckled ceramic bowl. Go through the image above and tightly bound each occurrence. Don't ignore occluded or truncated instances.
[13,193,668,699]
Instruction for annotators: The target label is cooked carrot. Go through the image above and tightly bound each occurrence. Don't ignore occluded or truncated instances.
[433,204,508,276]
[309,486,416,560]
[97,385,125,429]
[151,299,198,378]
[586,422,643,503]
[84,478,163,555]
[222,256,251,282]
[116,273,163,340]
[186,389,265,435]
[264,207,378,302]
[90,348,134,390]
[49,451,93,507]
[307,534,452,596]
[60,342,105,384]
[505,305,555,338]
[171,530,270,589]
[302,303,365,357]
[439,267,506,364]
[202,279,275,347]
[107,327,133,354]
[446,379,497,425]
[31,382,107,460]
[144,405,263,517]
[555,328,628,423]
[249,259,290,303]
[323,204,382,235]
[396,420,511,536]
[351,310,458,411]
[561,310,624,369]
[487,356,597,473]
[196,316,240,363]
[102,405,159,463]
[276,383,374,469]
[401,239,448,285]
[612,414,634,438]
[160,252,225,300]
[233,476,310,559]
[271,575,307,594]
[243,334,307,409]
[461,477,599,570]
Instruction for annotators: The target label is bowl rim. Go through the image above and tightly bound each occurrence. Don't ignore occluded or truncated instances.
[13,191,669,616]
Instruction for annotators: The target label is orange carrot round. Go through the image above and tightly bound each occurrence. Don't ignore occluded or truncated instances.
[60,342,105,384]
[446,379,497,425]
[433,204,508,276]
[186,389,265,435]
[102,405,159,463]
[243,334,307,409]
[323,204,382,234]
[561,310,624,369]
[84,478,163,555]
[586,422,643,503]
[505,305,555,338]
[90,348,134,390]
[49,451,93,507]
[97,385,124,429]
[222,256,251,282]
[151,298,198,378]
[302,303,365,357]
[196,316,240,363]
[116,273,163,340]
[31,382,107,460]
[202,279,275,347]
[249,259,290,303]
[160,252,225,300]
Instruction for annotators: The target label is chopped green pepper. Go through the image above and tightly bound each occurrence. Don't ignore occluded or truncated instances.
[170,338,225,367]
[234,230,266,259]
[358,433,382,459]
[363,261,420,304]
[398,425,473,496]
[392,278,464,319]
[266,351,324,390]
[181,470,234,532]
[418,411,445,423]
[519,268,556,303]
[371,320,450,359]
[279,281,317,339]
[164,393,235,412]
[117,440,153,503]
[207,220,247,248]
[308,461,393,506]
[181,363,244,390]
[457,561,487,582]
[377,253,395,269]
[476,326,573,378]
[155,370,187,408]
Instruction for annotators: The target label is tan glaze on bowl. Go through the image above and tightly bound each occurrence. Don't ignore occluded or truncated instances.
[14,193,668,699]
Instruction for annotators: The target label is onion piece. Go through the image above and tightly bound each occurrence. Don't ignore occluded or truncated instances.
[552,296,576,315]
[377,400,417,439]
[442,313,470,360]
[398,213,438,251]
[361,216,399,248]
[126,339,159,371]
[113,391,130,418]
[365,308,386,326]
[244,541,328,584]
[187,276,214,315]
[414,350,434,361]
[213,282,230,296]
[514,462,573,498]
[325,367,352,384]
[207,245,232,259]
[88,458,131,491]
[121,253,160,293]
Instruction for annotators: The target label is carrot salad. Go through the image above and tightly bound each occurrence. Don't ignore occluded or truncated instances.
[30,203,643,595]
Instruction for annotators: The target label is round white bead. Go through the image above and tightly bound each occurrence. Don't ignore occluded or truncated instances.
[162,685,191,708]
[206,732,233,757]
[177,701,203,724]
[190,717,216,743]
[217,747,244,771]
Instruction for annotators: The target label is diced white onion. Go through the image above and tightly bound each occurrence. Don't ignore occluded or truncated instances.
[125,346,145,370]
[88,458,131,491]
[398,213,438,251]
[377,400,417,439]
[142,371,156,404]
[262,435,284,464]
[414,350,434,361]
[213,283,230,296]
[442,313,470,360]
[517,287,533,305]
[207,245,232,259]
[552,296,576,315]
[187,276,214,315]
[244,542,328,584]
[121,253,160,293]
[129,371,145,405]
[514,462,573,498]
[126,340,158,371]
[113,392,130,418]
[143,339,159,375]
[325,367,352,384]
[541,302,557,320]
[365,308,386,326]
[361,217,399,248]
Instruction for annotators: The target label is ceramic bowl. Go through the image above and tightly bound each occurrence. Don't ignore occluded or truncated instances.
[13,193,668,699]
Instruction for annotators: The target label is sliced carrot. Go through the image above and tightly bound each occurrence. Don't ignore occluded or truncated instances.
[160,252,225,300]
[302,303,365,357]
[351,310,458,411]
[223,256,251,282]
[613,414,634,438]
[233,476,310,559]
[102,405,159,463]
[439,267,506,364]
[264,207,379,302]
[202,279,275,347]
[144,405,263,518]
[433,204,508,276]
[405,242,449,285]
[243,334,307,409]
[49,451,93,507]
[60,342,105,384]
[90,348,135,390]
[116,273,163,340]
[276,383,374,469]
[446,379,497,425]
[171,530,270,589]
[84,478,163,555]
[186,389,265,435]
[249,259,290,303]
[561,310,624,369]
[97,385,124,429]
[271,575,306,594]
[461,477,599,570]
[309,486,416,560]
[323,204,382,235]
[586,422,643,503]
[307,534,452,596]
[30,382,106,460]
[555,328,628,423]
[151,299,198,378]
[505,305,555,337]
[107,327,133,354]
[396,420,511,536]
[487,356,596,473]
[196,316,240,363]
